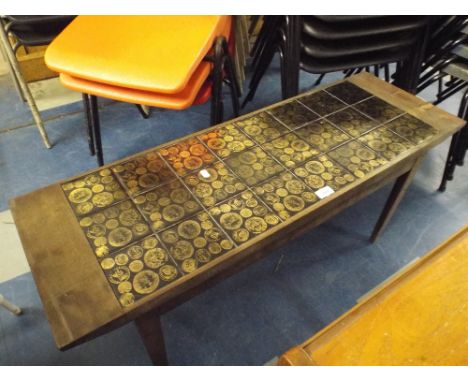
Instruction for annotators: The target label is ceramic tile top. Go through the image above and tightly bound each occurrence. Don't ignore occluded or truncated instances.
[159,211,235,274]
[61,77,441,309]
[252,171,318,221]
[292,154,357,193]
[198,123,255,159]
[325,81,373,105]
[78,200,151,258]
[294,119,351,152]
[328,140,388,179]
[111,151,176,195]
[62,169,128,216]
[100,235,182,307]
[383,114,439,144]
[133,179,202,232]
[358,126,415,160]
[235,112,290,144]
[298,90,347,116]
[263,133,320,168]
[159,137,216,176]
[353,97,405,123]
[209,191,281,244]
[182,161,248,207]
[225,146,284,186]
[326,107,379,137]
[267,100,320,128]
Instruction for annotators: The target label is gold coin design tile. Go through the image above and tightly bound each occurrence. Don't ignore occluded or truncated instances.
[100,235,182,307]
[78,200,150,258]
[182,162,247,208]
[294,119,351,152]
[234,112,290,144]
[252,171,318,221]
[225,146,284,186]
[198,123,255,159]
[358,126,414,160]
[62,169,128,216]
[325,81,373,105]
[159,211,235,274]
[326,107,378,137]
[209,191,281,245]
[328,140,388,179]
[298,90,347,116]
[111,151,176,195]
[293,154,357,193]
[267,100,320,129]
[383,114,438,145]
[353,97,405,123]
[159,137,216,176]
[133,179,203,232]
[262,133,320,169]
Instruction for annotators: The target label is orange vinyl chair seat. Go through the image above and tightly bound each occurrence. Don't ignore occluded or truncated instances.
[59,63,212,110]
[45,15,229,94]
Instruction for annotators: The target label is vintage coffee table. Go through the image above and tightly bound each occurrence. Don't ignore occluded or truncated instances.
[10,73,465,365]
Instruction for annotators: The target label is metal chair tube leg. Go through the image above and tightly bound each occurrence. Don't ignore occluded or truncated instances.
[82,94,95,156]
[89,95,104,166]
[0,20,51,149]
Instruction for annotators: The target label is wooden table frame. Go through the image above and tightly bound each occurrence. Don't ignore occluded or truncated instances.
[10,73,465,365]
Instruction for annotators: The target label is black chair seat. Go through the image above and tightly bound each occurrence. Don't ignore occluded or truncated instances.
[303,16,428,40]
[5,15,75,25]
[7,18,74,46]
[301,31,417,59]
[300,47,410,74]
[452,43,468,60]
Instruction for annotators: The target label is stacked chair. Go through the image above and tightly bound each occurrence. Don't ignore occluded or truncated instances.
[416,16,468,191]
[0,15,76,148]
[243,16,430,107]
[45,16,240,166]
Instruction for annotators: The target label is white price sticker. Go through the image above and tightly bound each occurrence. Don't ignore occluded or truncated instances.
[315,186,335,200]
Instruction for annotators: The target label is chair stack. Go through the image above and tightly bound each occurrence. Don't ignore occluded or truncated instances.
[0,15,76,148]
[416,17,468,191]
[45,16,240,166]
[243,16,429,107]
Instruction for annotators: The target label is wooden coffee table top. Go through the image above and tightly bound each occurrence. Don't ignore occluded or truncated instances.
[10,73,465,350]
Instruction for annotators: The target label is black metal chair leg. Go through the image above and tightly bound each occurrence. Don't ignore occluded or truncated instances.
[136,104,151,119]
[82,93,95,156]
[224,53,240,118]
[89,95,104,166]
[438,132,460,191]
[313,73,325,87]
[210,37,224,125]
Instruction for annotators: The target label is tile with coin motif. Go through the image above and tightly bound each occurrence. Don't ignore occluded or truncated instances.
[158,137,216,176]
[225,146,284,186]
[159,211,235,274]
[209,190,281,245]
[326,107,378,137]
[198,123,255,159]
[111,151,176,195]
[100,235,182,307]
[292,154,357,193]
[252,171,318,221]
[267,100,320,129]
[234,112,290,144]
[62,169,128,217]
[358,126,414,160]
[262,132,320,169]
[182,161,247,208]
[325,81,373,105]
[133,179,203,232]
[298,90,347,116]
[327,140,388,179]
[294,119,351,152]
[383,114,438,145]
[353,97,405,123]
[78,200,150,258]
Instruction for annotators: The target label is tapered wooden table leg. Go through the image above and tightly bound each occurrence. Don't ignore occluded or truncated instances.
[135,310,168,366]
[370,155,424,243]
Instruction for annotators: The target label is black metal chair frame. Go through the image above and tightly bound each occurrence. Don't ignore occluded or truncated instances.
[83,35,240,166]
